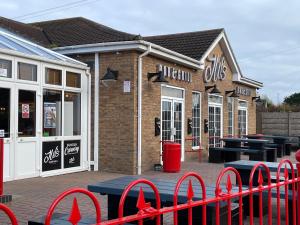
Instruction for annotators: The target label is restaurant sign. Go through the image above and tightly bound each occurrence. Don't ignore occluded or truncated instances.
[157,64,192,83]
[64,140,81,168]
[42,141,62,172]
[204,55,227,83]
[236,86,251,96]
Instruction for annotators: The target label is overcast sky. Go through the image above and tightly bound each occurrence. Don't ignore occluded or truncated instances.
[2,0,300,103]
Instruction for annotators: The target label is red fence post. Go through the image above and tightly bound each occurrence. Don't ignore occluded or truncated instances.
[295,150,300,225]
[0,138,3,196]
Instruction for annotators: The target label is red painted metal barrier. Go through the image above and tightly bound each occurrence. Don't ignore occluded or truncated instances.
[0,203,18,225]
[3,151,300,225]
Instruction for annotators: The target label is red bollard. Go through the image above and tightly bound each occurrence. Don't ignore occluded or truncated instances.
[0,138,3,196]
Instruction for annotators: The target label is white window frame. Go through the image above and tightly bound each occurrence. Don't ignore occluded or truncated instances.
[208,94,223,147]
[192,91,201,150]
[227,97,234,137]
[238,99,248,136]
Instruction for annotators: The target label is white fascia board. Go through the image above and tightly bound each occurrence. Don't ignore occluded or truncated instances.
[234,78,263,89]
[54,40,203,70]
[0,48,88,70]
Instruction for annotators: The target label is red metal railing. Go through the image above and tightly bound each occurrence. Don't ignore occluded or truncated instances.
[2,151,300,225]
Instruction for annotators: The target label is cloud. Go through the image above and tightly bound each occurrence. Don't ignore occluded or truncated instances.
[4,0,300,102]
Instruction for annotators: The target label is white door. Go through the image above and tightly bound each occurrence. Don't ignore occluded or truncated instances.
[15,85,40,179]
[0,84,14,181]
[208,105,222,147]
[161,99,184,160]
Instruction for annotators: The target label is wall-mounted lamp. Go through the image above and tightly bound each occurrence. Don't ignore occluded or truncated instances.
[252,96,261,102]
[205,84,221,94]
[154,117,161,136]
[101,67,118,81]
[225,90,239,98]
[187,118,192,135]
[147,71,168,83]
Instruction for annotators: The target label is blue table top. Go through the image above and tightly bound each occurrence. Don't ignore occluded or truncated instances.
[224,160,297,172]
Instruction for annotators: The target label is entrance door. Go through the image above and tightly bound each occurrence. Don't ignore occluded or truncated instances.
[0,86,14,181]
[15,86,40,179]
[208,105,222,147]
[161,99,184,159]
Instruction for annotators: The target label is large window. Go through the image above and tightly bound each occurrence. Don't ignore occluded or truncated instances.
[43,90,62,137]
[238,100,247,136]
[227,97,234,136]
[192,92,201,148]
[45,68,62,85]
[0,88,10,137]
[64,92,81,135]
[18,62,37,81]
[0,59,12,78]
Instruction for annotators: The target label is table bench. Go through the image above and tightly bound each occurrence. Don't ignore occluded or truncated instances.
[88,176,242,225]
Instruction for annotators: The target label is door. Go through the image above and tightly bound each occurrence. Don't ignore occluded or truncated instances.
[0,85,14,181]
[208,105,222,147]
[161,99,184,159]
[15,86,40,179]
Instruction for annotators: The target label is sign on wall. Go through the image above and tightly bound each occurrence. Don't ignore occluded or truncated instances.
[42,141,62,172]
[44,102,57,128]
[204,54,227,83]
[157,64,192,83]
[236,86,251,96]
[64,140,81,168]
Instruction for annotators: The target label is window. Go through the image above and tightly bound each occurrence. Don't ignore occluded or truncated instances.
[238,101,247,136]
[64,92,81,135]
[162,86,184,98]
[0,59,12,78]
[45,68,62,85]
[227,97,234,136]
[0,88,10,137]
[18,62,37,81]
[192,92,201,148]
[43,90,62,136]
[66,71,81,88]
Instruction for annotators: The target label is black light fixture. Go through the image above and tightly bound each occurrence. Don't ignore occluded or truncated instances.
[225,90,239,98]
[252,96,261,102]
[205,84,221,94]
[101,67,118,81]
[147,71,168,83]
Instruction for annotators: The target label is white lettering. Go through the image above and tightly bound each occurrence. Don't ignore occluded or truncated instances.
[204,55,227,83]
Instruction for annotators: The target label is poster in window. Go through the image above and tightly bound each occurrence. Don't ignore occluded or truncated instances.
[0,68,7,77]
[42,141,61,172]
[64,140,80,168]
[44,102,56,128]
[22,104,30,119]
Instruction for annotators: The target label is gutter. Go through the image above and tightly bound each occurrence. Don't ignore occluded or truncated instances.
[137,44,152,175]
[53,40,203,70]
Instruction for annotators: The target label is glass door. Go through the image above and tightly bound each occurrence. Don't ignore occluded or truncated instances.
[161,98,184,159]
[208,105,222,147]
[0,85,14,181]
[15,85,40,179]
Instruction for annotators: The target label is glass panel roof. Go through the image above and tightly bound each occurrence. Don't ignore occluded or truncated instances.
[0,28,86,67]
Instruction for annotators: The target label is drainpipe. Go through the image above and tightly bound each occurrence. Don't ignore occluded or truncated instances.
[94,53,99,171]
[87,69,92,171]
[137,44,152,175]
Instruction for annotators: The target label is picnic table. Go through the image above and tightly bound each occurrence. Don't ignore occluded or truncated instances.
[87,176,241,225]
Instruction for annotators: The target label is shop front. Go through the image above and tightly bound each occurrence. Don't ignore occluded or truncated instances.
[0,30,90,181]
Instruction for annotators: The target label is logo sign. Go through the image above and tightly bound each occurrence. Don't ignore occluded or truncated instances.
[22,104,30,119]
[64,140,81,168]
[236,86,251,96]
[42,141,62,172]
[157,64,192,83]
[0,68,7,77]
[204,55,227,83]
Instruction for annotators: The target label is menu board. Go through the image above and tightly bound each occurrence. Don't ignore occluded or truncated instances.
[42,141,62,172]
[64,140,81,168]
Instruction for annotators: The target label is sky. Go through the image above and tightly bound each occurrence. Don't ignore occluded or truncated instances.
[1,0,300,103]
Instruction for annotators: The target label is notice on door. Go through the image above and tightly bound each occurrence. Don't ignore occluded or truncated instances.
[42,141,62,172]
[64,140,81,168]
[22,104,30,119]
[0,130,4,138]
[44,102,56,128]
[0,68,7,77]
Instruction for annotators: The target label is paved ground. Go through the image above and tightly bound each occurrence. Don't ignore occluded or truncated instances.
[0,152,298,225]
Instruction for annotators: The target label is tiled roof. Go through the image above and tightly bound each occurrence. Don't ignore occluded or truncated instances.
[145,29,223,60]
[30,17,138,47]
[0,17,50,46]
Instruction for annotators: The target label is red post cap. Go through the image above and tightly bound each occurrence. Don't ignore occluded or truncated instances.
[295,150,300,162]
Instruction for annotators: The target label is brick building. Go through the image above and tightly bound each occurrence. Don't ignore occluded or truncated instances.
[0,17,263,176]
